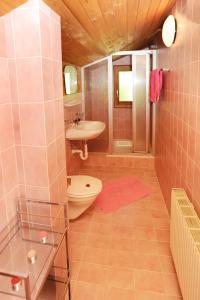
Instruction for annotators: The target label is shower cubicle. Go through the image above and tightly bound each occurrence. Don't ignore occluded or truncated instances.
[81,50,157,155]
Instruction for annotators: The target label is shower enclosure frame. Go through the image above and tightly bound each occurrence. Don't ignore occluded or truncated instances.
[81,50,157,155]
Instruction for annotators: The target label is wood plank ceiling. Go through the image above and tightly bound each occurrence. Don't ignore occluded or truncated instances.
[45,0,176,66]
[1,0,176,66]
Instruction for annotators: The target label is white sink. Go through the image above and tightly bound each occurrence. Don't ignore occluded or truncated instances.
[66,121,106,141]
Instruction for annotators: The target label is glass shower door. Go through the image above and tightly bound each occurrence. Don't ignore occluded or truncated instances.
[83,58,110,152]
[132,54,150,153]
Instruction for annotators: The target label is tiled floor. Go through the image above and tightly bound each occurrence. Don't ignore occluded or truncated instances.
[69,166,182,300]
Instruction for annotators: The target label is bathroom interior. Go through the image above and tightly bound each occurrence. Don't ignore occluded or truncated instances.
[0,0,200,299]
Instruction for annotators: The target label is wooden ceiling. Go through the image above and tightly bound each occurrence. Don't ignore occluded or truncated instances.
[0,1,26,15]
[1,0,176,66]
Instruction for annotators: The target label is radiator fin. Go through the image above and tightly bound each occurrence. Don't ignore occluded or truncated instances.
[185,217,200,228]
[181,206,196,216]
[190,230,200,243]
[170,188,200,300]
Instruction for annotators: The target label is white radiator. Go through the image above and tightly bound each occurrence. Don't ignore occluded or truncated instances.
[170,188,200,300]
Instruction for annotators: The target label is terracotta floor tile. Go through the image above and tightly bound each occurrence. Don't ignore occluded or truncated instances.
[76,212,93,222]
[111,224,138,239]
[106,266,134,289]
[131,227,157,241]
[155,242,171,256]
[152,218,170,230]
[135,270,165,293]
[87,233,112,249]
[160,256,176,273]
[163,273,182,297]
[151,209,169,219]
[109,237,134,252]
[90,221,113,236]
[111,224,156,240]
[70,166,180,299]
[70,220,91,233]
[132,254,162,271]
[108,249,134,269]
[164,296,183,300]
[84,246,109,265]
[92,211,113,224]
[104,286,135,300]
[135,290,166,300]
[156,230,170,242]
[132,240,162,254]
[69,245,85,261]
[133,217,154,228]
[72,282,104,300]
[69,232,88,247]
[71,261,81,280]
[78,262,107,285]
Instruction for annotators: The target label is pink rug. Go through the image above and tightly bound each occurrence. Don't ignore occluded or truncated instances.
[95,176,153,213]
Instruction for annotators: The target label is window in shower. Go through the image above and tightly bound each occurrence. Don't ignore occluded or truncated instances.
[114,65,133,108]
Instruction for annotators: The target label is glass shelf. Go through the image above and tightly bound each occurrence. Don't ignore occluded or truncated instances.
[0,198,70,300]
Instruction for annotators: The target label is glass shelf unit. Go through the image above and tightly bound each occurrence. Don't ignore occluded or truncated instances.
[0,198,71,300]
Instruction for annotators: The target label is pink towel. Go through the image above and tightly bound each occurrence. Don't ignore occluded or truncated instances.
[150,69,163,103]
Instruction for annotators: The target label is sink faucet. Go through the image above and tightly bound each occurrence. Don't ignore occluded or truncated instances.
[73,112,84,126]
[73,113,81,126]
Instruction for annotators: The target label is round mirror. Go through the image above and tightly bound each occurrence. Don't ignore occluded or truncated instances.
[64,65,78,95]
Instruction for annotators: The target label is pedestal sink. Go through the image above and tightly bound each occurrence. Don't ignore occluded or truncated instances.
[66,120,106,141]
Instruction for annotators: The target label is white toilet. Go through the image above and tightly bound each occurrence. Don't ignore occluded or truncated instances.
[67,175,102,220]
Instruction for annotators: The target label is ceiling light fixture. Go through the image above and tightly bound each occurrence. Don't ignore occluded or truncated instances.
[162,15,177,47]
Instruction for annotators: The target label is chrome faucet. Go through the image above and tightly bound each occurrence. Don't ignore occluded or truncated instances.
[73,112,84,126]
[73,113,81,126]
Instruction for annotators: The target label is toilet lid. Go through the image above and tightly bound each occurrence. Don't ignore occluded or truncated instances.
[67,175,102,197]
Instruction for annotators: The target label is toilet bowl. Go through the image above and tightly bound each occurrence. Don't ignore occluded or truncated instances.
[67,175,102,220]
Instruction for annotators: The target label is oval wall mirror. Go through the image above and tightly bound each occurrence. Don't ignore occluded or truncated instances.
[64,65,78,94]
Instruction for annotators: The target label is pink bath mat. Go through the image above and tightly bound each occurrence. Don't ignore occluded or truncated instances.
[95,176,153,213]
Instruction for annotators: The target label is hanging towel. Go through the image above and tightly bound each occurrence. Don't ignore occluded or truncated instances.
[150,69,163,103]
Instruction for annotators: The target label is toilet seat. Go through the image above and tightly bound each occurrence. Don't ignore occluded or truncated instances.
[67,175,102,199]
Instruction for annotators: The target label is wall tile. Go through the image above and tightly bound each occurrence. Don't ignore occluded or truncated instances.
[42,58,53,101]
[0,104,14,151]
[47,141,57,185]
[0,156,3,198]
[50,17,61,60]
[4,14,14,58]
[0,199,7,232]
[56,135,66,173]
[13,7,41,57]
[17,57,43,102]
[1,147,18,193]
[8,60,18,102]
[0,59,10,103]
[12,104,21,145]
[40,10,51,58]
[45,100,56,144]
[155,0,200,215]
[0,0,66,232]
[25,185,50,201]
[6,186,19,220]
[23,146,48,186]
[20,103,46,146]
[0,18,6,57]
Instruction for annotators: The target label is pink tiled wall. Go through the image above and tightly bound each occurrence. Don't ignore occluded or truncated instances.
[155,0,200,215]
[113,107,132,139]
[0,0,67,230]
[0,12,19,231]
